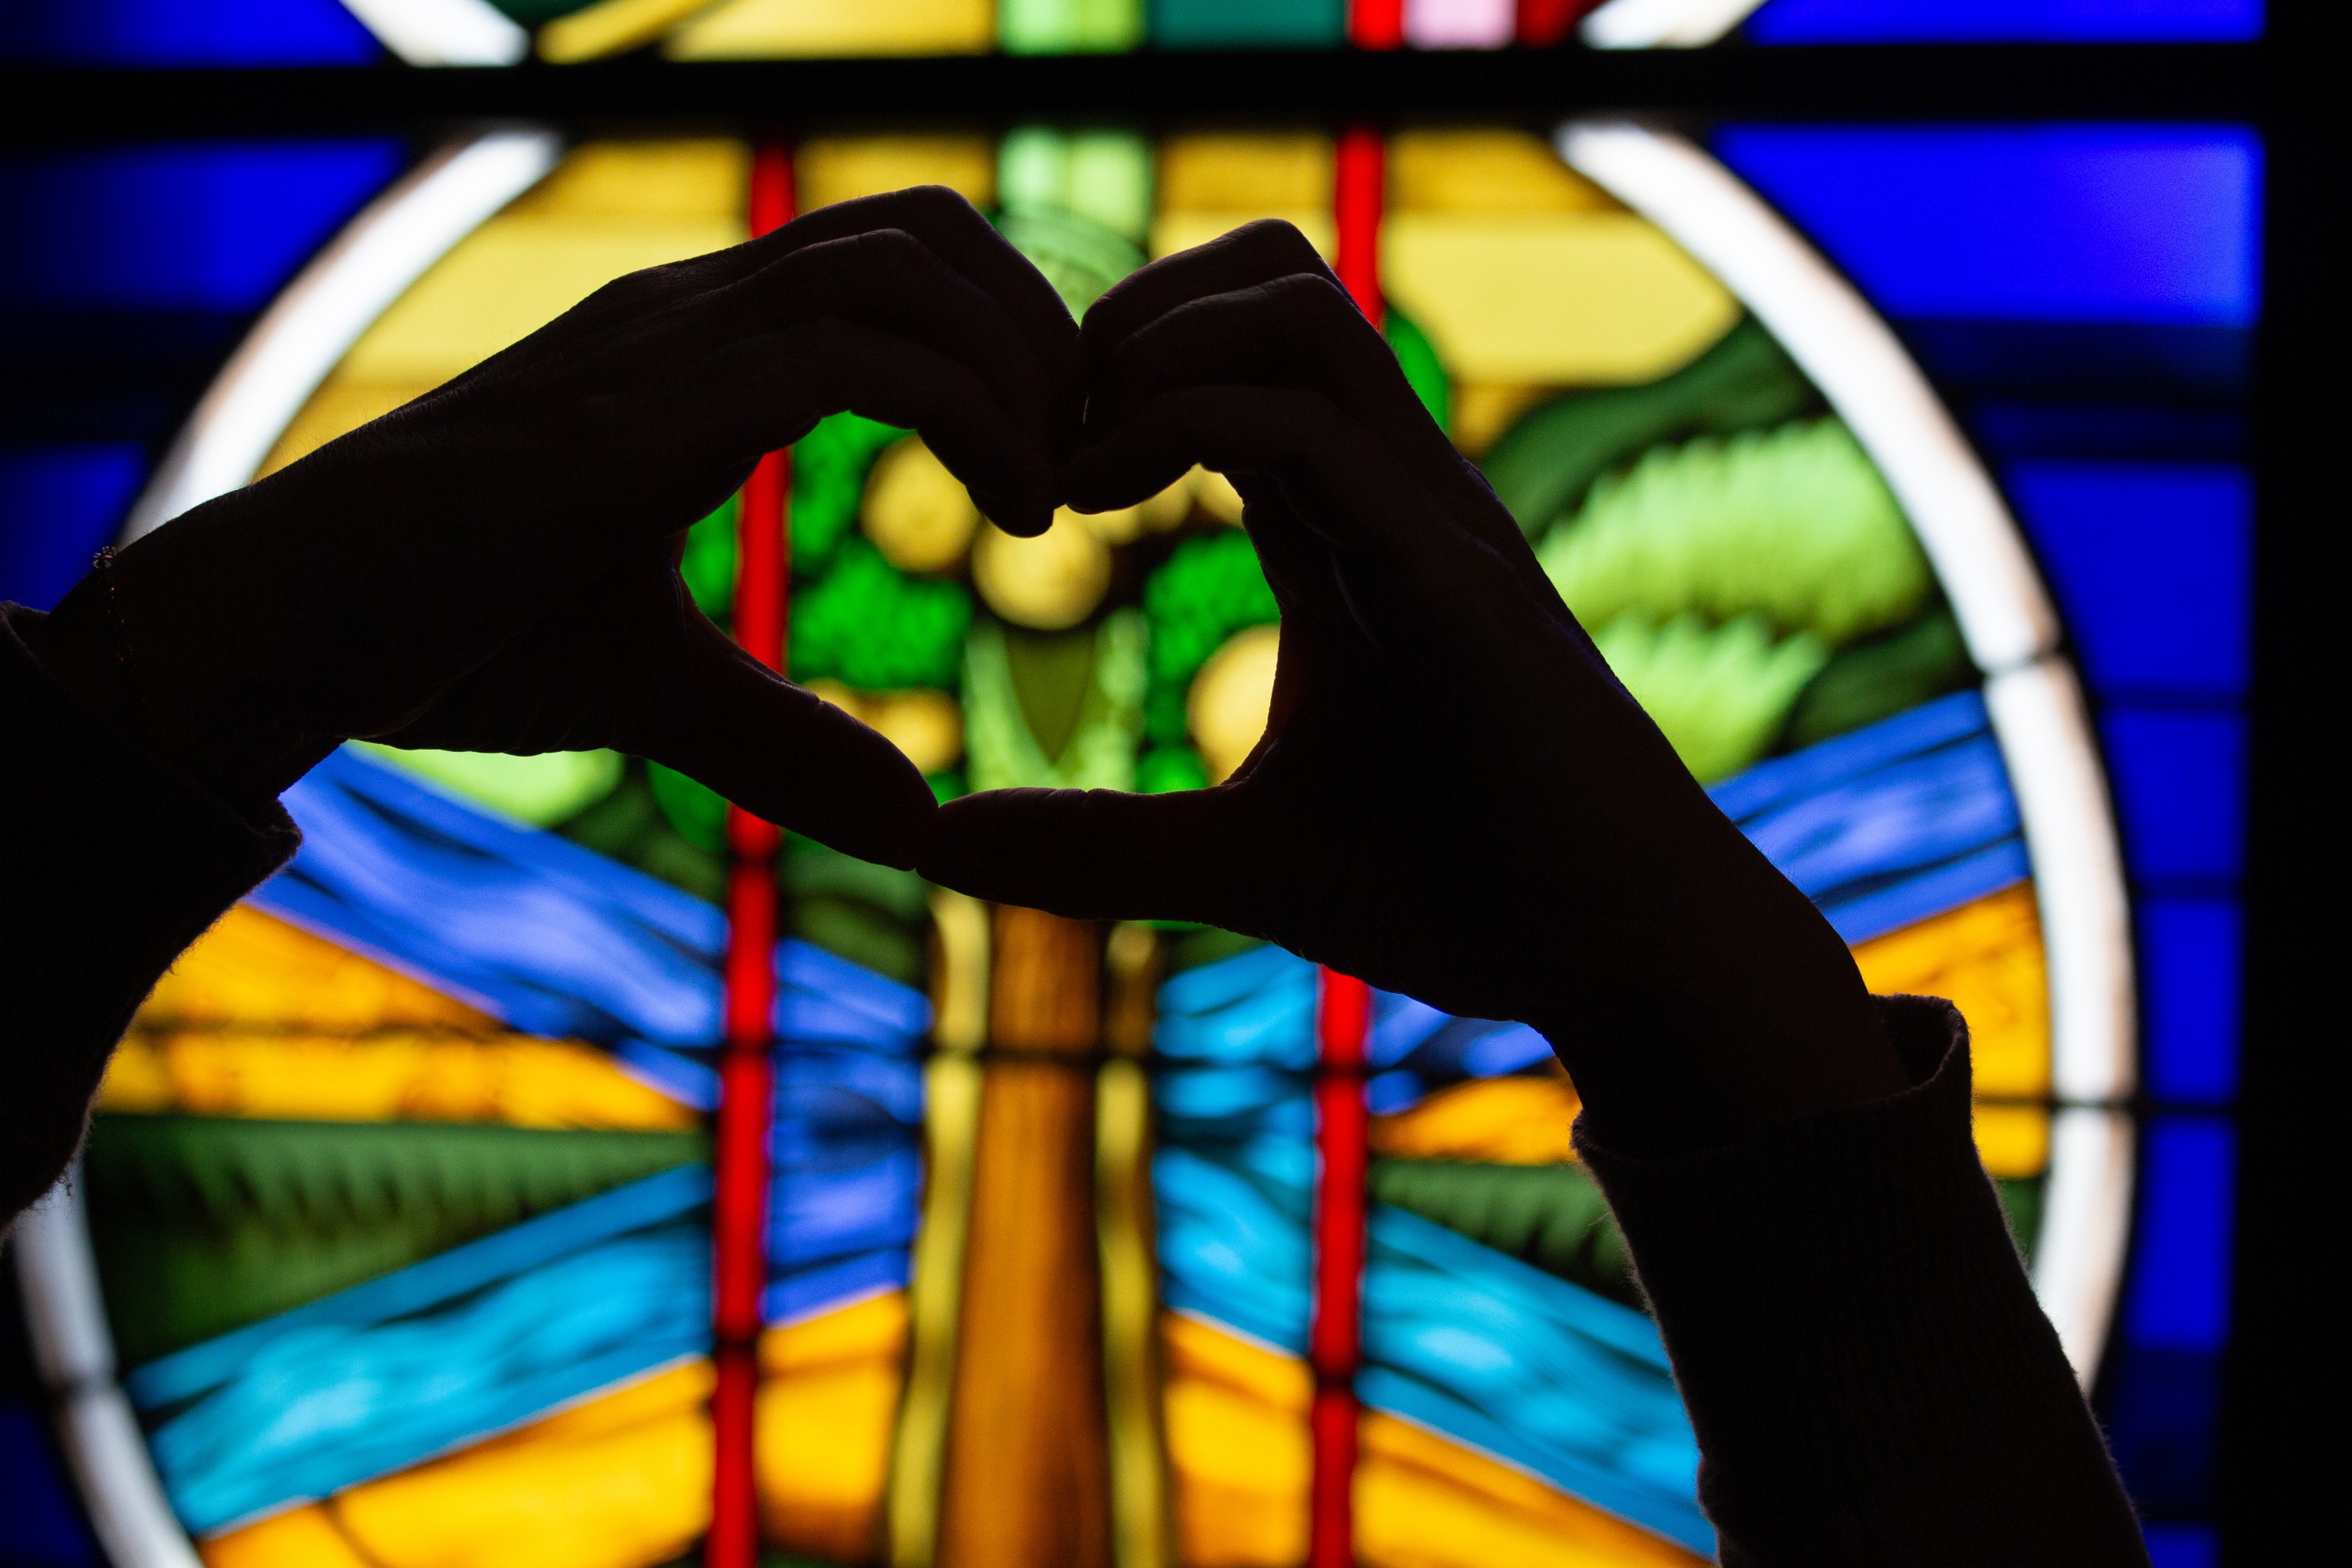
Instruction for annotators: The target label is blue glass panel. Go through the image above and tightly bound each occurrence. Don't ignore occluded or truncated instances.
[1900,321,2252,401]
[2103,1345,2225,1518]
[0,0,382,65]
[1969,403,2245,465]
[1748,0,2262,44]
[0,1397,99,1566]
[2005,461,2251,699]
[0,445,143,608]
[2105,1116,2234,1521]
[1713,126,2262,326]
[2140,897,2240,1105]
[2100,709,2245,884]
[131,1172,713,1534]
[0,141,402,311]
[1711,691,2027,943]
[2143,1524,2222,1568]
[1148,0,1347,47]
[2124,1117,2234,1350]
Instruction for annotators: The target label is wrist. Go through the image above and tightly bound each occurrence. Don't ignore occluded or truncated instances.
[1536,900,1906,1158]
[27,557,328,816]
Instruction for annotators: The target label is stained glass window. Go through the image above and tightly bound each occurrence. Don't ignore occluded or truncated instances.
[0,9,2274,1568]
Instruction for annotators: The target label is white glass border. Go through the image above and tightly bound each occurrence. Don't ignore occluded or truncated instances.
[122,129,561,543]
[336,0,530,65]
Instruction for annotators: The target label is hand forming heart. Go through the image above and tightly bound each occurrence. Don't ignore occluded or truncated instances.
[27,194,1903,1152]
[29,187,1074,869]
[917,221,1907,1154]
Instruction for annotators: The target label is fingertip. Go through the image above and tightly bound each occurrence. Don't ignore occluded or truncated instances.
[1061,421,1199,515]
[973,494,1054,539]
[795,703,940,869]
[862,757,942,872]
[913,788,1029,895]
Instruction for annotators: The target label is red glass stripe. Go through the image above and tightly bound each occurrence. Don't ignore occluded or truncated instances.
[1349,0,1406,49]
[1334,128,1386,326]
[710,140,795,1568]
[1309,968,1371,1568]
[1517,0,1605,45]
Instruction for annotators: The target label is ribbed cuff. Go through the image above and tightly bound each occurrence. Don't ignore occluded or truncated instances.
[1576,996,2146,1567]
[1,603,299,1215]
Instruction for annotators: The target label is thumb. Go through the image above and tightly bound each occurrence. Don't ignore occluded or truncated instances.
[917,784,1263,933]
[641,620,936,869]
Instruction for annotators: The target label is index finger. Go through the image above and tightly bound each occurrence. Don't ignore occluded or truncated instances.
[770,187,1082,405]
[1080,219,1338,363]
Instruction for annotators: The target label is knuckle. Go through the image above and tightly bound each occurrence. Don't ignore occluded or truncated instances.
[1229,217,1318,260]
[583,266,672,314]
[899,183,981,220]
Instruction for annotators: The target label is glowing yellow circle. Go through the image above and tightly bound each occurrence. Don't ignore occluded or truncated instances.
[862,437,982,574]
[971,515,1113,631]
[1187,623,1281,783]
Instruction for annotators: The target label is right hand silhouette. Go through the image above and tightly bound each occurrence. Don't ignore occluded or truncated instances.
[918,222,1906,1152]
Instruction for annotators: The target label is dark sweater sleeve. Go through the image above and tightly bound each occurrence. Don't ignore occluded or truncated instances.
[1574,994,2147,1567]
[0,602,299,1214]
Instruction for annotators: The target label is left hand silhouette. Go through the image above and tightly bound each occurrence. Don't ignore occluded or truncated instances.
[28,187,1075,868]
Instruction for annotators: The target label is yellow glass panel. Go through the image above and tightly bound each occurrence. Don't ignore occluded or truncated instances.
[1450,383,1556,457]
[538,0,728,62]
[261,141,749,476]
[666,0,993,58]
[202,1361,713,1568]
[1161,1312,1697,1568]
[332,1365,710,1568]
[199,1506,373,1568]
[140,904,492,1031]
[262,378,444,478]
[757,1361,900,1559]
[196,1298,908,1568]
[1163,1312,1311,1568]
[1155,133,1336,263]
[504,140,750,220]
[1381,213,1738,385]
[98,1031,696,1130]
[1370,1075,1582,1165]
[757,1292,907,1559]
[1358,1413,1708,1568]
[759,1287,909,1374]
[336,216,742,383]
[1154,211,1335,263]
[1160,135,1332,212]
[1851,882,2051,1100]
[1387,132,1621,217]
[1972,1102,2051,1179]
[797,135,998,212]
[113,906,692,1128]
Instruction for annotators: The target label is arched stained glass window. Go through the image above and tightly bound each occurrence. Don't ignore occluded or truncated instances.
[1,8,2271,1568]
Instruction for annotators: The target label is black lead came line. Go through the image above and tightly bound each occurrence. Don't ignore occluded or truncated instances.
[0,42,2278,147]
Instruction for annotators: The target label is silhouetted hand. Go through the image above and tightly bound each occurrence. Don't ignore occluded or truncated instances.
[920,223,1905,1151]
[30,187,1076,868]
